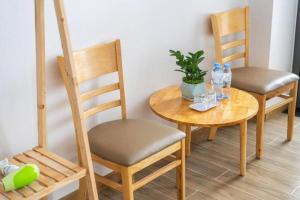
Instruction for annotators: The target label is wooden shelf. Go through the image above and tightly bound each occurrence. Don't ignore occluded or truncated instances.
[0,148,86,200]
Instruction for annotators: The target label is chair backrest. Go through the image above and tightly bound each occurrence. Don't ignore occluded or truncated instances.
[211,7,250,67]
[57,39,127,120]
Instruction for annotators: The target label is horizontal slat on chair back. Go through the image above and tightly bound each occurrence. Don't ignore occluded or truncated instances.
[214,7,246,36]
[222,52,245,63]
[80,83,120,102]
[221,39,245,51]
[83,100,121,119]
[57,41,118,84]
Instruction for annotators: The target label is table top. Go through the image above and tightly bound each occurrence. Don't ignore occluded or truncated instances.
[149,85,259,127]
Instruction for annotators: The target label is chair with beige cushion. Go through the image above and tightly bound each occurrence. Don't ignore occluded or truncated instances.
[54,1,186,199]
[211,7,299,158]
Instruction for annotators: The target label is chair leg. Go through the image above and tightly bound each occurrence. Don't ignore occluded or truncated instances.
[178,124,191,156]
[176,139,186,200]
[287,81,298,141]
[256,95,266,159]
[77,177,87,200]
[121,167,134,200]
[76,136,88,200]
[240,120,247,176]
[208,127,218,141]
[185,126,191,156]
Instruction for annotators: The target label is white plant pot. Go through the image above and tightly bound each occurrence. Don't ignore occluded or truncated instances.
[181,82,205,101]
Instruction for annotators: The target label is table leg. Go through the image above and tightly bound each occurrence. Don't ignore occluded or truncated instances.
[208,126,218,141]
[240,120,247,176]
[178,124,192,156]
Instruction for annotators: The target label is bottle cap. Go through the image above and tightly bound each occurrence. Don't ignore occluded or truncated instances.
[214,63,221,69]
[224,63,231,68]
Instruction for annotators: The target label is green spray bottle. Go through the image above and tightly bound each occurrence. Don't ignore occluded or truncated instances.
[0,159,40,192]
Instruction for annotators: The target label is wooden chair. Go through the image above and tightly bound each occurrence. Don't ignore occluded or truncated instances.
[210,7,299,158]
[54,0,186,199]
[0,0,99,199]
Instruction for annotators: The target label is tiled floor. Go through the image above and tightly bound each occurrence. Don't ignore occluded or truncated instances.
[68,113,300,200]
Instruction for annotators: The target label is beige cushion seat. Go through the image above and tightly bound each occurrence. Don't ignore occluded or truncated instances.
[231,67,299,94]
[88,119,185,166]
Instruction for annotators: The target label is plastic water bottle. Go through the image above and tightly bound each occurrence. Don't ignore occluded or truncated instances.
[223,63,232,88]
[223,63,232,99]
[211,63,224,101]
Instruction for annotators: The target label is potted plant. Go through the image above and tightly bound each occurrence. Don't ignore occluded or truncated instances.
[169,49,207,100]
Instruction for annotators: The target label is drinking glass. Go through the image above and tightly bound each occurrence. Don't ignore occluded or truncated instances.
[223,87,231,99]
[207,89,217,105]
[193,93,207,105]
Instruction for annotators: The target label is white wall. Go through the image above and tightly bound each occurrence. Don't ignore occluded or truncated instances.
[248,0,274,68]
[0,0,248,199]
[249,0,298,71]
[269,0,298,71]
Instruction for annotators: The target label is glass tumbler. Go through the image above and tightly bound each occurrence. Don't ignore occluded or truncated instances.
[194,93,207,105]
[207,89,217,105]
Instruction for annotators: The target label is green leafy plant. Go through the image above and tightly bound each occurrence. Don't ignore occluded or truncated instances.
[169,50,207,84]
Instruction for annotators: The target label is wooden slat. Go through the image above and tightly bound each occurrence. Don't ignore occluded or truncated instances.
[15,187,34,198]
[221,39,245,50]
[222,52,245,63]
[163,155,177,162]
[245,7,250,66]
[0,184,23,200]
[91,154,121,172]
[24,151,74,177]
[94,174,122,192]
[14,154,65,182]
[83,100,121,119]
[2,152,87,200]
[33,147,83,173]
[6,158,85,200]
[54,0,100,198]
[71,41,119,84]
[131,141,181,174]
[278,94,290,99]
[214,7,246,36]
[35,0,47,148]
[0,192,8,200]
[80,83,119,102]
[266,82,295,99]
[23,182,44,193]
[9,159,45,192]
[133,160,181,191]
[11,156,56,187]
[265,97,293,114]
[22,168,86,200]
[115,40,127,119]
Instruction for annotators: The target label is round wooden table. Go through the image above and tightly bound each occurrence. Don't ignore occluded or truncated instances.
[149,85,258,176]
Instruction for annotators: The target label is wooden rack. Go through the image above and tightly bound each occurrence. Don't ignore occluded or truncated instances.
[0,0,98,199]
